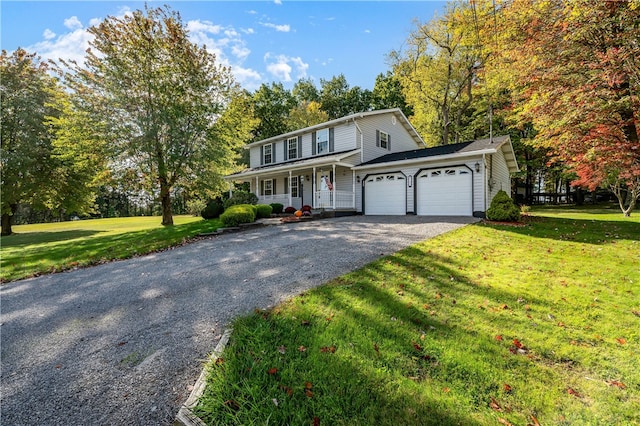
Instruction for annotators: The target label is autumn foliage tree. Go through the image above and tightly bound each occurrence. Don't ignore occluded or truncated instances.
[64,5,244,226]
[496,0,640,215]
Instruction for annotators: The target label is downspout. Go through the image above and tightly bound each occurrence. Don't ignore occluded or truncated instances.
[482,153,487,213]
[353,118,364,164]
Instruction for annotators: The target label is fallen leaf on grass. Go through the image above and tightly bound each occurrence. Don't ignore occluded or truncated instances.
[412,342,423,351]
[495,335,503,341]
[489,397,502,412]
[503,383,512,393]
[567,388,581,398]
[279,385,293,397]
[608,380,626,389]
[442,387,450,393]
[278,345,286,354]
[313,416,320,426]
[267,368,278,375]
[320,346,336,353]
[497,418,513,426]
[513,339,524,349]
[301,320,311,326]
[272,398,278,407]
[305,381,313,390]
[527,414,541,426]
[215,358,224,365]
[374,343,379,354]
[616,337,627,345]
[223,400,240,411]
[305,389,314,398]
[298,345,307,352]
[632,310,640,317]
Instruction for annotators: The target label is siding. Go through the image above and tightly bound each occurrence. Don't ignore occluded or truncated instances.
[358,114,422,163]
[487,148,511,204]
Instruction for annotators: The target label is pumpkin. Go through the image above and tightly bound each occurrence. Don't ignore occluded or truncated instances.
[294,210,303,217]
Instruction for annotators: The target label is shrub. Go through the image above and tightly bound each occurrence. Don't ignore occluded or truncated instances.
[223,191,258,209]
[200,198,225,219]
[301,205,312,212]
[186,199,207,217]
[270,203,284,214]
[220,204,256,227]
[486,190,521,222]
[284,206,296,214]
[255,204,273,218]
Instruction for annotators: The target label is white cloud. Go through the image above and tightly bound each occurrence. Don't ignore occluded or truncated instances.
[364,29,371,34]
[64,16,83,30]
[264,53,308,82]
[241,28,255,35]
[27,28,93,65]
[260,22,291,33]
[274,0,283,5]
[43,29,56,40]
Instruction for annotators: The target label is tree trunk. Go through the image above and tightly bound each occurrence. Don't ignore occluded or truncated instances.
[1,204,17,236]
[159,182,173,226]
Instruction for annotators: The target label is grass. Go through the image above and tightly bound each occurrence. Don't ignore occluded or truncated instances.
[0,215,221,282]
[195,205,639,426]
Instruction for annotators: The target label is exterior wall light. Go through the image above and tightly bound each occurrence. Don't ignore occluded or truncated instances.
[475,162,480,173]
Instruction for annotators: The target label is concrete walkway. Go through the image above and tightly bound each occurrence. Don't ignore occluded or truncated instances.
[0,216,477,425]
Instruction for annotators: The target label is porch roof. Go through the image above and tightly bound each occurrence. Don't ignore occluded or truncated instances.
[225,149,361,180]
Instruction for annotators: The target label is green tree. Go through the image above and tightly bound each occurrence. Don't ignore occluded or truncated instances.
[319,74,372,119]
[1,49,59,235]
[371,71,413,117]
[391,2,487,146]
[287,101,328,130]
[251,82,296,140]
[63,5,240,226]
[292,78,320,104]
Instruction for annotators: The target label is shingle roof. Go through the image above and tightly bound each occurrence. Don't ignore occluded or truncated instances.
[358,135,511,166]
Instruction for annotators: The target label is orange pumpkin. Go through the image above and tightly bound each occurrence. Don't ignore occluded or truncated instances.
[294,210,303,217]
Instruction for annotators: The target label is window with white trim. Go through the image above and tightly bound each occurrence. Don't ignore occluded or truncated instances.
[287,137,298,159]
[316,129,329,155]
[263,179,273,196]
[379,131,389,149]
[263,144,272,164]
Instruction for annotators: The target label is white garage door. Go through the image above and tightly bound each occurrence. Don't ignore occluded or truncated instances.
[416,167,472,216]
[364,173,406,215]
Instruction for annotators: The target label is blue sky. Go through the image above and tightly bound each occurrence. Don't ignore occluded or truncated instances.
[1,1,445,91]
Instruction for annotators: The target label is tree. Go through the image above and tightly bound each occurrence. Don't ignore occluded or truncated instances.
[497,0,640,216]
[391,2,487,146]
[251,82,296,140]
[1,49,59,235]
[371,71,413,117]
[288,101,329,130]
[292,78,320,104]
[319,74,372,119]
[63,6,240,226]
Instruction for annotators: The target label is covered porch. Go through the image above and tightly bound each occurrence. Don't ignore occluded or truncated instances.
[225,154,358,211]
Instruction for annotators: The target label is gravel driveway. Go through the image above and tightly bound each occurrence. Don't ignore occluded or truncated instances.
[1,215,477,425]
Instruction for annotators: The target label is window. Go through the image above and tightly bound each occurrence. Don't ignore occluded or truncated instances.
[263,144,272,164]
[262,179,273,196]
[287,137,298,159]
[316,129,329,155]
[291,177,299,197]
[380,131,389,149]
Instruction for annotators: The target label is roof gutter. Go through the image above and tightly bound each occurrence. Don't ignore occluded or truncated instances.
[352,148,500,171]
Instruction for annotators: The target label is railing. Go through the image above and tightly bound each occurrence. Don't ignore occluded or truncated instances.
[258,194,290,206]
[314,190,355,209]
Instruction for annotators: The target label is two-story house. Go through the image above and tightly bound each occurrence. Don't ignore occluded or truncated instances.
[224,108,519,217]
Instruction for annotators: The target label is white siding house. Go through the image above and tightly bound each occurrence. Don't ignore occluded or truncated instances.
[225,109,519,217]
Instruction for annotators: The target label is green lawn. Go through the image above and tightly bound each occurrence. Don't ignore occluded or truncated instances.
[0,215,221,282]
[195,206,639,425]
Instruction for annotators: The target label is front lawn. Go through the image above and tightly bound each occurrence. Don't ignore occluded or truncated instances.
[0,215,221,282]
[195,207,639,425]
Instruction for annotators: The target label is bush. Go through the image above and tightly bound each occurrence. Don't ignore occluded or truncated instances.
[186,199,207,217]
[220,204,256,227]
[284,206,296,214]
[256,204,273,218]
[270,203,284,214]
[223,191,258,209]
[301,205,312,212]
[486,190,521,222]
[201,198,225,219]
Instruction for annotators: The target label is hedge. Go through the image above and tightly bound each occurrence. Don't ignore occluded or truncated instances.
[256,204,273,219]
[270,203,284,214]
[486,190,521,222]
[220,204,256,227]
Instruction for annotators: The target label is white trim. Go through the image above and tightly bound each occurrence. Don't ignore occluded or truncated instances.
[352,149,498,171]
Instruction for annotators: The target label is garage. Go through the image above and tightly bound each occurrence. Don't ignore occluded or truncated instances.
[364,173,406,215]
[416,167,472,216]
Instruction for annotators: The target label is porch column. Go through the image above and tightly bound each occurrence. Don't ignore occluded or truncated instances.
[312,166,316,209]
[228,181,233,198]
[255,176,259,199]
[288,170,292,208]
[332,164,336,210]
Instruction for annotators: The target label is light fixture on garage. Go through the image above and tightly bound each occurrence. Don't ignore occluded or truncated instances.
[356,175,361,183]
[475,162,480,173]
[408,175,413,188]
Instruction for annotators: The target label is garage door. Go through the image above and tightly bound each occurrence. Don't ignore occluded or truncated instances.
[364,173,406,215]
[416,167,472,216]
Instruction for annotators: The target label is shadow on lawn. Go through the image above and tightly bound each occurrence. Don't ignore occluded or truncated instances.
[482,216,640,244]
[0,230,104,247]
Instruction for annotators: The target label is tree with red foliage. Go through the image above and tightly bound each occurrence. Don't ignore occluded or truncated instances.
[496,0,639,215]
